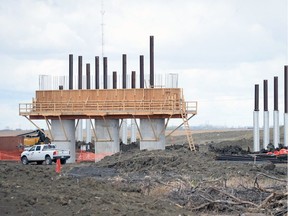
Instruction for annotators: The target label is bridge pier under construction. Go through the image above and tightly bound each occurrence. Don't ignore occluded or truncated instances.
[19,88,197,163]
[19,37,197,163]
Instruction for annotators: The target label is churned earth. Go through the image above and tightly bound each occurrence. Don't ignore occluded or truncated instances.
[0,129,287,216]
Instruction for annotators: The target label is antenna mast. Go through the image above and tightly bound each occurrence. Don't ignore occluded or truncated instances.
[101,0,105,59]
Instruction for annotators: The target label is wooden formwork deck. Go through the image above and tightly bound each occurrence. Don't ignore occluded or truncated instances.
[19,88,197,120]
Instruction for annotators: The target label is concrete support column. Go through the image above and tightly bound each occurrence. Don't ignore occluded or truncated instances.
[273,111,279,148]
[263,111,269,149]
[77,120,83,141]
[86,120,91,143]
[140,118,165,150]
[122,119,127,144]
[253,111,260,152]
[51,119,75,163]
[94,119,119,155]
[284,113,288,147]
[131,119,136,143]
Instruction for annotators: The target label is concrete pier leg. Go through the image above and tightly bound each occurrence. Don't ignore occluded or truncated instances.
[94,119,120,155]
[284,113,288,147]
[273,111,279,148]
[131,119,136,143]
[140,118,165,150]
[122,119,128,144]
[86,119,91,143]
[51,119,75,163]
[253,111,260,152]
[77,119,83,141]
[263,111,270,149]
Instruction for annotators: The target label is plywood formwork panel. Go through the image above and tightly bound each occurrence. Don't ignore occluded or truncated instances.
[20,88,197,119]
[35,88,182,103]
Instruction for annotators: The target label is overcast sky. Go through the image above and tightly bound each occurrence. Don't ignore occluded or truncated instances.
[0,0,287,130]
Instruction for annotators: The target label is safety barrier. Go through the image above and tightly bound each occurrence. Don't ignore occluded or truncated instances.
[0,151,21,161]
[76,151,112,162]
[0,150,112,162]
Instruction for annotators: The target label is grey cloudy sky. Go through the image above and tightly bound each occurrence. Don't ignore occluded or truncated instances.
[0,0,287,129]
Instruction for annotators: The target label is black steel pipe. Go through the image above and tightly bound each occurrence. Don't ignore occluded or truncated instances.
[150,36,154,88]
[113,71,117,89]
[78,56,82,90]
[122,54,127,89]
[140,55,144,88]
[103,57,108,89]
[264,80,268,111]
[274,76,278,111]
[69,54,73,89]
[86,63,90,89]
[285,65,288,113]
[95,56,99,89]
[131,71,136,89]
[254,84,259,111]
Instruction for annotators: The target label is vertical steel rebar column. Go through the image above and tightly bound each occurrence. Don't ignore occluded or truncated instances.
[284,65,288,146]
[150,36,154,88]
[140,55,144,88]
[113,71,117,89]
[273,77,279,148]
[69,54,73,90]
[263,80,269,149]
[86,64,90,89]
[103,57,108,89]
[78,56,82,90]
[122,54,127,89]
[95,56,99,89]
[131,71,136,89]
[253,84,260,152]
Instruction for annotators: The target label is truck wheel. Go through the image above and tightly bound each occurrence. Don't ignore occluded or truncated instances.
[45,156,52,165]
[21,156,29,165]
[60,159,66,165]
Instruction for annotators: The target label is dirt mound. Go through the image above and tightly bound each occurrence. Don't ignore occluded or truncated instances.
[1,130,287,216]
[208,144,250,155]
[68,145,287,215]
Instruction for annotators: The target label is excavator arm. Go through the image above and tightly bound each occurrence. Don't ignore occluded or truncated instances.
[17,129,50,146]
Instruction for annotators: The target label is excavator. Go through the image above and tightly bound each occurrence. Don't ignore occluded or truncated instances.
[17,129,51,147]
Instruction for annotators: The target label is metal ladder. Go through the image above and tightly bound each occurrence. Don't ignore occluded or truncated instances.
[181,111,196,151]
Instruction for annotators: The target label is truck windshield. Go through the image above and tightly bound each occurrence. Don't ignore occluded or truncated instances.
[29,146,36,151]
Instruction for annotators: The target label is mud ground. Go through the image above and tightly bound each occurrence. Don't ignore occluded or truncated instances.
[0,129,287,216]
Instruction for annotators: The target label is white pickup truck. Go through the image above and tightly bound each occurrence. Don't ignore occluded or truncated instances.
[21,144,70,165]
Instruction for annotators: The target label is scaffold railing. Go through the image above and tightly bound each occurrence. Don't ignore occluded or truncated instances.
[19,100,197,117]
